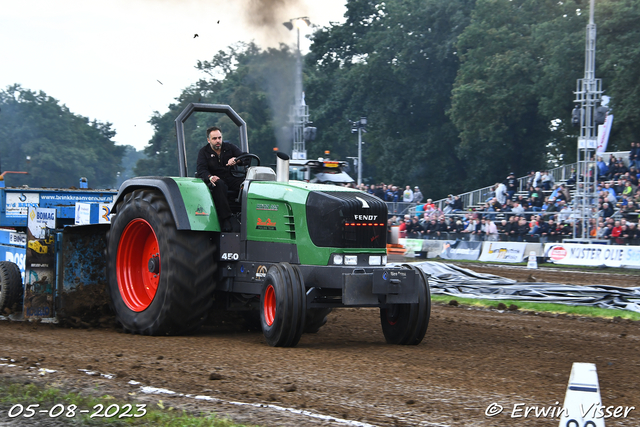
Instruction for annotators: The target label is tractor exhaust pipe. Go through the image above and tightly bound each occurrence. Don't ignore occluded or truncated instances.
[276,152,290,184]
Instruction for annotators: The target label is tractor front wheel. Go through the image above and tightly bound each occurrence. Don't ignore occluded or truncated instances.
[380,264,431,345]
[107,189,217,335]
[260,263,306,347]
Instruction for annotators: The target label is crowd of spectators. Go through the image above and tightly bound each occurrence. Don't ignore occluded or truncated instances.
[357,146,640,245]
[350,183,425,204]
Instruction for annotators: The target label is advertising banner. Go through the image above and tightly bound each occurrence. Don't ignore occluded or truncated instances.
[544,243,640,268]
[440,240,482,260]
[479,242,527,263]
[5,193,40,217]
[24,207,56,319]
[596,114,614,155]
[399,238,425,254]
[99,203,114,224]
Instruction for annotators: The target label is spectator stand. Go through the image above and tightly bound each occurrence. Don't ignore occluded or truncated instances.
[430,150,629,213]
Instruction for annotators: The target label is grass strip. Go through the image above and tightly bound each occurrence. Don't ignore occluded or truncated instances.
[0,380,258,426]
[431,295,640,321]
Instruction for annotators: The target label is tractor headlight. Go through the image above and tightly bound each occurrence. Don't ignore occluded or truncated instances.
[382,255,387,265]
[344,255,358,265]
[369,255,381,265]
[333,254,343,265]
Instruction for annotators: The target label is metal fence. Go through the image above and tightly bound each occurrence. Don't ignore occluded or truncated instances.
[383,150,630,219]
[429,150,629,212]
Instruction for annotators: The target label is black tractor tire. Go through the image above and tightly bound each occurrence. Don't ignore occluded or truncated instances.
[0,261,22,313]
[380,264,431,345]
[107,189,217,335]
[260,263,306,347]
[304,308,332,334]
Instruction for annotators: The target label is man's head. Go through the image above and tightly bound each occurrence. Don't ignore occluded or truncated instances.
[207,126,223,152]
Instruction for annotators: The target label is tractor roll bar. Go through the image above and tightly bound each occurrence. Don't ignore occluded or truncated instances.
[174,103,249,178]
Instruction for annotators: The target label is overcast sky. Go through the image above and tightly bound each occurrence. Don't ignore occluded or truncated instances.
[0,0,346,151]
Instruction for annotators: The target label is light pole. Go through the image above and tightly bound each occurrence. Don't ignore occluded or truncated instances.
[283,17,311,160]
[351,117,367,186]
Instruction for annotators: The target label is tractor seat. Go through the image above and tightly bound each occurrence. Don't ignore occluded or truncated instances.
[194,171,242,209]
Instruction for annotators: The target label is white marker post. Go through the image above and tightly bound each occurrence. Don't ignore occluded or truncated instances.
[527,251,538,269]
[559,362,605,427]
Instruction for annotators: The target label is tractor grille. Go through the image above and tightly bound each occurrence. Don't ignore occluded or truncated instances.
[306,191,387,248]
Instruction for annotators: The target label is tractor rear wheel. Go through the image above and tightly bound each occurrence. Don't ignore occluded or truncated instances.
[107,189,217,335]
[260,263,306,347]
[0,261,22,313]
[380,265,431,345]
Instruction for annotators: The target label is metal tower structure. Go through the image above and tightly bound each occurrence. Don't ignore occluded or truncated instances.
[290,94,309,160]
[284,17,311,160]
[572,0,602,240]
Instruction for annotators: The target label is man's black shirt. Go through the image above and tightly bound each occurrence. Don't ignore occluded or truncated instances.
[196,142,245,183]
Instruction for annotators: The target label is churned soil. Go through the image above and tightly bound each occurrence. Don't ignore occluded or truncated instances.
[0,263,639,427]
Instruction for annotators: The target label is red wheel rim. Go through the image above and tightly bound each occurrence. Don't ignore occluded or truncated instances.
[264,284,276,326]
[117,219,160,312]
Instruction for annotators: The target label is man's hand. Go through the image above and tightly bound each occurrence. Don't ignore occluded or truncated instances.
[209,175,220,186]
[226,157,237,167]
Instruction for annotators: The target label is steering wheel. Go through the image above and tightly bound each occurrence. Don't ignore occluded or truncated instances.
[230,153,261,178]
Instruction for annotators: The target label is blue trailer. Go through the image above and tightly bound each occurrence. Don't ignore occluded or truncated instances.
[0,180,117,322]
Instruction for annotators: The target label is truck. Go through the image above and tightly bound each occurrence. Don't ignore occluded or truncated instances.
[288,158,355,185]
[0,103,431,347]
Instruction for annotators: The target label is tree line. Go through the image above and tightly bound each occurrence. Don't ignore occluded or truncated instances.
[137,0,640,198]
[0,85,125,188]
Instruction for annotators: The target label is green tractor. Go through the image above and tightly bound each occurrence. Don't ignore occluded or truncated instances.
[107,104,430,347]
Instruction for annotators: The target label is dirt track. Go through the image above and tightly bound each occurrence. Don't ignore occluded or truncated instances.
[0,262,639,426]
